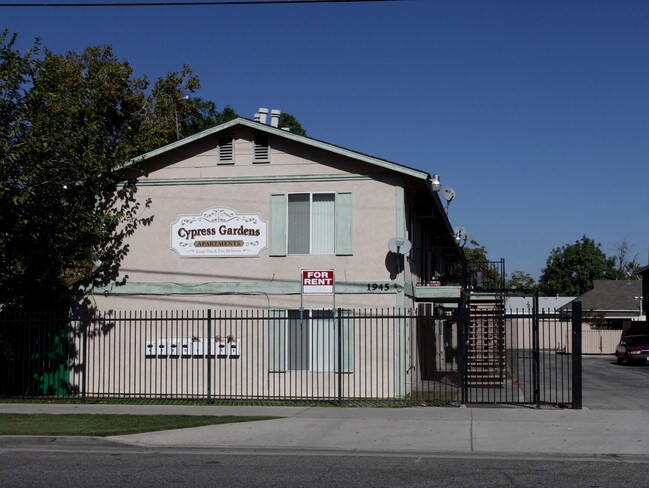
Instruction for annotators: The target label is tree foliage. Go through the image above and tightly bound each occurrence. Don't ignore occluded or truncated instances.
[138,64,238,150]
[506,270,536,290]
[1,32,154,311]
[1,31,304,311]
[614,237,640,280]
[538,235,616,297]
[278,112,307,136]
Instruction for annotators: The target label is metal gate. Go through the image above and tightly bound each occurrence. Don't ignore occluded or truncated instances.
[458,290,582,408]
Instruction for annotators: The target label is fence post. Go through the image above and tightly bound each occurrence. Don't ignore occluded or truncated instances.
[337,308,342,404]
[207,309,212,405]
[571,301,582,409]
[533,289,540,407]
[81,313,87,404]
[457,290,468,406]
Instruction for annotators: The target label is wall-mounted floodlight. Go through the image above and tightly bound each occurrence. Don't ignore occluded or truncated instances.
[430,174,441,193]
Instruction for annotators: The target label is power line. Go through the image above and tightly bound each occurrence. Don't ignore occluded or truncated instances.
[1,0,406,7]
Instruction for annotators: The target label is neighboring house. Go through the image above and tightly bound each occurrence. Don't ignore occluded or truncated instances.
[632,264,648,319]
[560,280,643,329]
[91,113,464,313]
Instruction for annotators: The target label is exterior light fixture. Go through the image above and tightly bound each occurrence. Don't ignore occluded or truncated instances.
[430,174,441,192]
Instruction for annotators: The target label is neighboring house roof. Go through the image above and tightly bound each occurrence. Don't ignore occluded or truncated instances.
[633,264,649,276]
[560,280,643,317]
[120,117,433,182]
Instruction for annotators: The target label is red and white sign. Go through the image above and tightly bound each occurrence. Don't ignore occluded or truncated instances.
[302,270,335,295]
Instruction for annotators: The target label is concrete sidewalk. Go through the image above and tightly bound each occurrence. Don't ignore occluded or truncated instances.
[1,403,649,457]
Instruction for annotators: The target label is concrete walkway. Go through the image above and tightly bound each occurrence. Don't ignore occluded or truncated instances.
[1,403,649,457]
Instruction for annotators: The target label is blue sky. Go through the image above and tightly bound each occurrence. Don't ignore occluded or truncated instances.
[3,0,648,279]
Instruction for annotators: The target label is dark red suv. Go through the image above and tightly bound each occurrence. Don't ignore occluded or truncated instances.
[615,335,649,365]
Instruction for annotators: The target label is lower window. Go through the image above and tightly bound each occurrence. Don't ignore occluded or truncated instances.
[269,309,354,373]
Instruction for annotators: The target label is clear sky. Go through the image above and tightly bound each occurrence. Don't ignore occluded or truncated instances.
[3,0,648,279]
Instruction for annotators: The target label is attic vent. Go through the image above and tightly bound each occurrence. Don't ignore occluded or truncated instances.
[218,135,234,164]
[253,133,270,163]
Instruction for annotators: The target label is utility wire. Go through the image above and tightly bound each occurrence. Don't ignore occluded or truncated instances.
[1,0,406,7]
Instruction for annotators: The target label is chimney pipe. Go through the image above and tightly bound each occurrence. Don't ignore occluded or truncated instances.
[258,108,269,125]
[270,109,281,128]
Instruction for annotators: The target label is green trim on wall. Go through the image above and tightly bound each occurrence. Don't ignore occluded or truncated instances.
[335,192,353,255]
[92,280,401,296]
[134,174,373,187]
[395,183,406,310]
[269,194,287,256]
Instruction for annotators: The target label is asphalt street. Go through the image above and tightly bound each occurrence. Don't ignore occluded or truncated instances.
[1,447,648,488]
[1,354,649,487]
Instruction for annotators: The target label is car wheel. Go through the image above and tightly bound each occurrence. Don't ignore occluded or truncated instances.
[625,354,633,365]
[617,356,624,365]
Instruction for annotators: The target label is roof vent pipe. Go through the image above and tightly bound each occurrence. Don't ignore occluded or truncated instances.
[258,108,269,125]
[270,109,281,128]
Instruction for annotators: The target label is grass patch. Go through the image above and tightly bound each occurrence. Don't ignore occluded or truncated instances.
[0,413,279,437]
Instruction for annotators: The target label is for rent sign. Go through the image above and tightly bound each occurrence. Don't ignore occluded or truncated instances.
[302,270,335,295]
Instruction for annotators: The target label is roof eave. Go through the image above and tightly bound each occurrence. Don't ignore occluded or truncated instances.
[118,117,432,182]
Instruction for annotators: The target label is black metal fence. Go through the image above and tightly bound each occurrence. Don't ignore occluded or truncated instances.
[0,309,412,403]
[0,304,581,407]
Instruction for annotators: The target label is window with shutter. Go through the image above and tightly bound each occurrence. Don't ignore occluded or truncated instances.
[270,192,352,256]
[269,309,354,372]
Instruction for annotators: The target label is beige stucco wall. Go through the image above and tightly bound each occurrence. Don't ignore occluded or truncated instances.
[69,310,408,400]
[91,125,417,312]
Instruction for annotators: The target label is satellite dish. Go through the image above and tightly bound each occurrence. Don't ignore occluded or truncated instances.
[388,237,412,255]
[442,187,456,202]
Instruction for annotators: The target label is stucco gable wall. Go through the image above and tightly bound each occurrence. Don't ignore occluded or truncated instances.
[107,128,406,298]
[138,126,394,181]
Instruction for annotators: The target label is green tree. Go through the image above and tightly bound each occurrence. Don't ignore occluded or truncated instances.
[1,31,306,311]
[0,32,154,311]
[538,235,616,297]
[506,270,536,290]
[462,240,504,289]
[278,112,307,136]
[138,65,238,151]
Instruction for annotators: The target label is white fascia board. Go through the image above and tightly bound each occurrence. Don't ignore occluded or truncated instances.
[116,118,243,171]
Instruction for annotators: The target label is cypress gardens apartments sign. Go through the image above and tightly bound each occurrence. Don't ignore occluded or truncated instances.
[171,207,267,258]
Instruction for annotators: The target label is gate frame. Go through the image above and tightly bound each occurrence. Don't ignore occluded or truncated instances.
[457,287,582,409]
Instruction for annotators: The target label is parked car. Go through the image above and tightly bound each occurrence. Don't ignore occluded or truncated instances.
[615,335,649,365]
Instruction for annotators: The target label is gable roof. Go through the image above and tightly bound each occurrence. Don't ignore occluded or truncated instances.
[121,117,433,182]
[561,280,642,313]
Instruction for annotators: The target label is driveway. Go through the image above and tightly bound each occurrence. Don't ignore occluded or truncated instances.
[582,355,649,410]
